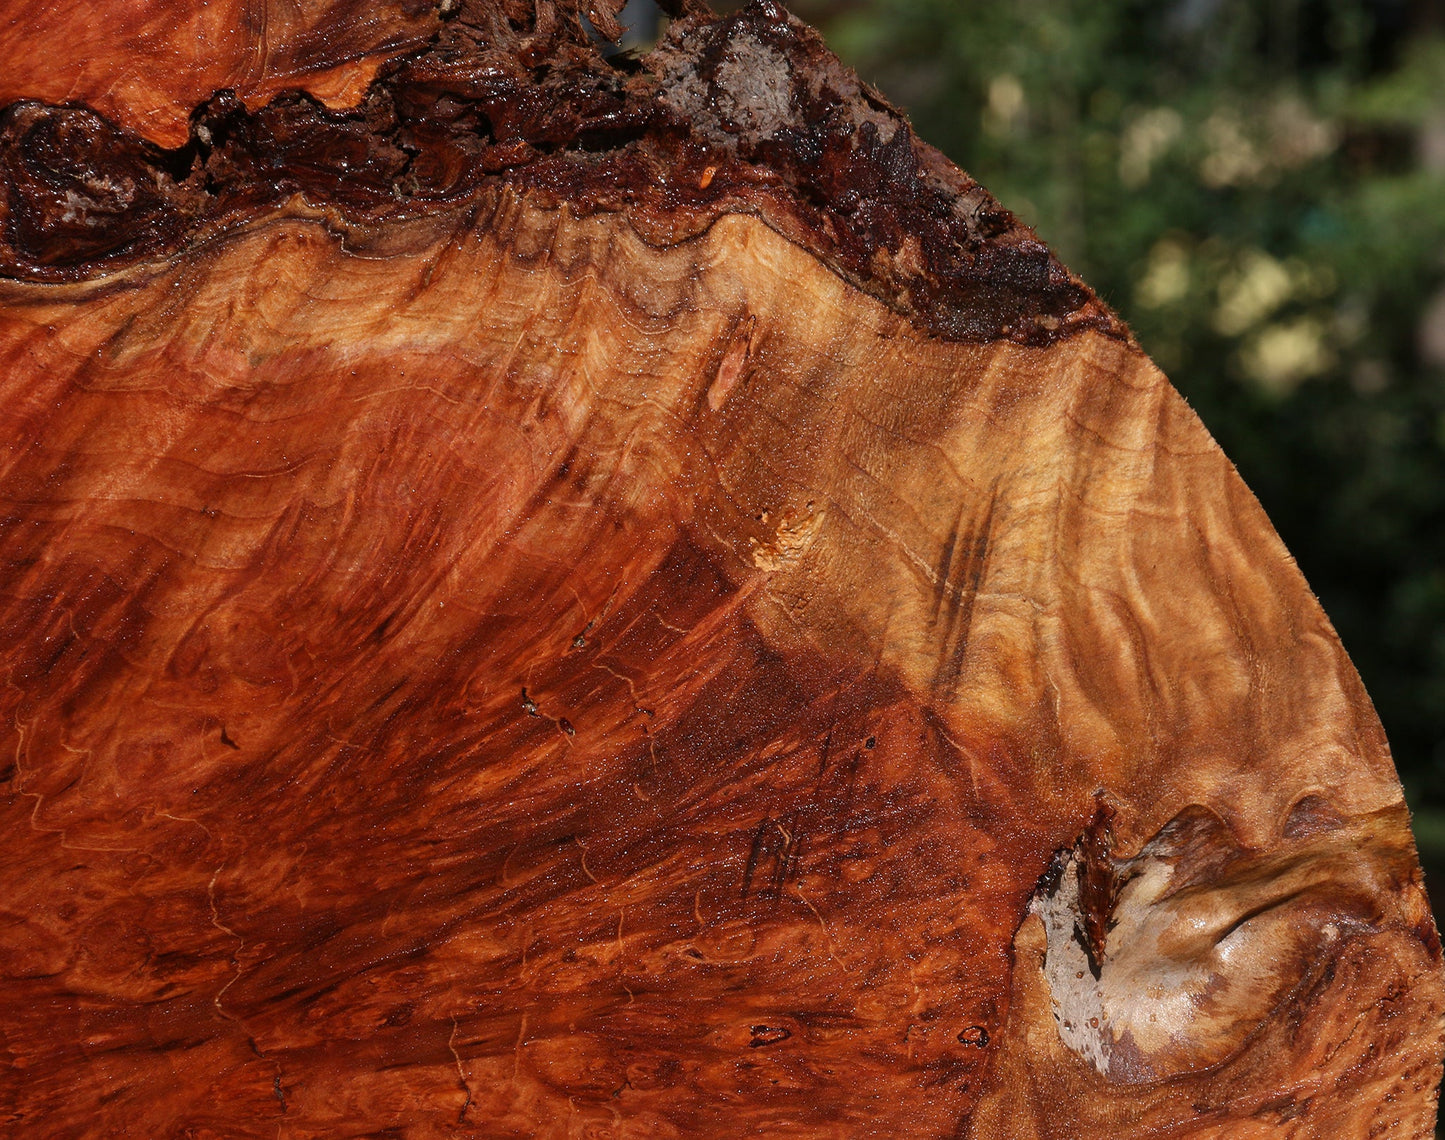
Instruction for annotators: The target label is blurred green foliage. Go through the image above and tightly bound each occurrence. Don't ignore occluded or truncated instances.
[799,0,1445,837]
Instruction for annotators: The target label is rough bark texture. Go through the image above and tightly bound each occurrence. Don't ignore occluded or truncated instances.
[0,2,1440,1137]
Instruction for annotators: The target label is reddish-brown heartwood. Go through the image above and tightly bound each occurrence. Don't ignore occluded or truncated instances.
[0,2,1440,1137]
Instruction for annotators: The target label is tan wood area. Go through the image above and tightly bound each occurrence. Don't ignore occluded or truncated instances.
[0,1,1440,1136]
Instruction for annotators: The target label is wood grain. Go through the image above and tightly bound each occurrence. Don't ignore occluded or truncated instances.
[0,2,1439,1136]
[0,0,440,147]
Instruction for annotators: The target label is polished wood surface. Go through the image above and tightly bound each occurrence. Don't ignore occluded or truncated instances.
[0,0,439,147]
[1,2,1440,1136]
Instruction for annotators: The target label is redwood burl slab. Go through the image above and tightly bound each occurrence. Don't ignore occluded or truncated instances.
[0,2,1440,1137]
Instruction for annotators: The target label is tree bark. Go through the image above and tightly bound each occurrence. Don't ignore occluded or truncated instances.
[0,2,1440,1137]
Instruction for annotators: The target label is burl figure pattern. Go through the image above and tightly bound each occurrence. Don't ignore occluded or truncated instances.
[0,1,1440,1137]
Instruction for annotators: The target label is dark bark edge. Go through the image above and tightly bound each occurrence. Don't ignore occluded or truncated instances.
[0,0,1126,348]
